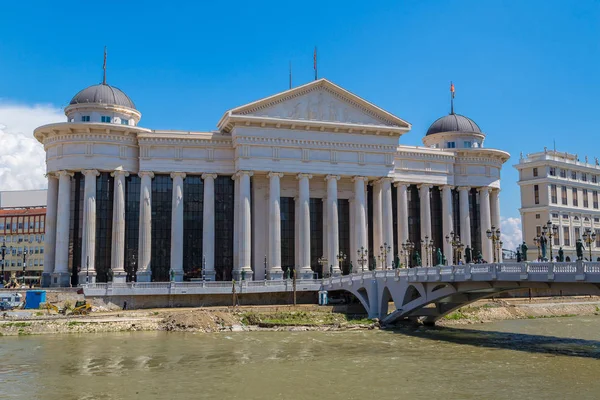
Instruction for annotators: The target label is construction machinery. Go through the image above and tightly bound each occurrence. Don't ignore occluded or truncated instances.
[70,301,91,315]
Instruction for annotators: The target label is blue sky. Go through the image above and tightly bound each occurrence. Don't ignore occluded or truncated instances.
[1,0,599,224]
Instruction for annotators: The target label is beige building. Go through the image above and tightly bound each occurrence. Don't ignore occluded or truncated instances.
[515,150,600,261]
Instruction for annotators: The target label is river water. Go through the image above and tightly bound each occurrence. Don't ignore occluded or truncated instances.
[2,316,600,399]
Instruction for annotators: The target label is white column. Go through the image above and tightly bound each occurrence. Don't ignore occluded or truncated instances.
[322,197,328,266]
[268,172,283,279]
[458,186,472,259]
[296,173,313,277]
[442,186,453,265]
[418,184,432,266]
[353,177,368,269]
[137,172,154,282]
[80,170,99,284]
[295,196,300,271]
[372,181,382,268]
[490,189,502,262]
[232,175,239,275]
[53,170,73,286]
[42,174,59,287]
[110,170,129,282]
[202,173,217,281]
[479,187,493,262]
[381,178,394,269]
[169,172,185,281]
[237,171,253,280]
[325,175,339,275]
[395,183,409,254]
[349,198,355,273]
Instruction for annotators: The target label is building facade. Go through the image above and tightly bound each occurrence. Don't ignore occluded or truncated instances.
[34,77,509,287]
[516,150,600,261]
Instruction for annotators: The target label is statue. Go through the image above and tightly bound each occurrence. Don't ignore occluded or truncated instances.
[169,269,175,282]
[329,265,334,276]
[476,251,483,263]
[413,251,421,267]
[371,255,377,271]
[441,254,447,266]
[516,249,521,262]
[539,235,547,259]
[241,270,246,281]
[107,267,114,282]
[521,242,528,261]
[465,247,472,263]
[348,262,353,275]
[558,247,564,262]
[436,248,443,266]
[394,255,400,269]
[284,268,290,280]
[576,239,585,261]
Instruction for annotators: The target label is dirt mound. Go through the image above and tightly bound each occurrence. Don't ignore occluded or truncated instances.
[161,310,240,332]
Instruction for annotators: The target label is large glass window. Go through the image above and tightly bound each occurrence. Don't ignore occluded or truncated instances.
[407,185,421,267]
[551,184,557,204]
[309,198,323,277]
[534,185,539,205]
[124,175,140,282]
[430,186,443,265]
[583,189,589,208]
[572,188,578,207]
[68,173,84,286]
[338,199,350,274]
[469,189,481,257]
[183,176,203,280]
[391,186,398,261]
[562,186,568,205]
[367,185,373,267]
[214,176,234,281]
[151,175,172,281]
[594,191,598,209]
[95,172,114,282]
[452,189,461,241]
[280,197,295,274]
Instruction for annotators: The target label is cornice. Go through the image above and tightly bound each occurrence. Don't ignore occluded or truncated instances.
[233,135,397,152]
[137,136,232,147]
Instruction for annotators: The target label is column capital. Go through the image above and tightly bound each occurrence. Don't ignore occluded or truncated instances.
[377,177,394,184]
[457,186,471,192]
[201,173,218,180]
[170,172,186,180]
[325,175,340,181]
[236,170,254,178]
[351,176,369,183]
[56,170,74,178]
[267,172,284,179]
[111,170,130,178]
[417,184,433,190]
[82,169,100,177]
[393,181,410,188]
[297,173,313,180]
[138,171,155,179]
[478,186,492,194]
[441,185,454,191]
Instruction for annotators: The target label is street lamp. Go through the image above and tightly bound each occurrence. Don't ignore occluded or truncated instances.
[337,252,347,274]
[401,240,415,268]
[544,220,558,261]
[485,226,502,262]
[357,247,368,272]
[378,243,391,269]
[317,256,328,278]
[22,247,28,287]
[421,236,434,267]
[263,254,268,280]
[445,231,464,265]
[582,228,596,261]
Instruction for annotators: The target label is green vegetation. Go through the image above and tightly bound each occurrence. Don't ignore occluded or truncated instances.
[240,311,374,327]
[526,314,577,319]
[3,322,32,328]
[443,311,469,321]
[67,321,83,327]
[17,329,30,336]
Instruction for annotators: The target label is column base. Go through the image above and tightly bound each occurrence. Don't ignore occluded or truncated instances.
[269,270,284,280]
[51,272,71,287]
[112,272,127,283]
[233,269,253,281]
[41,273,52,288]
[170,270,184,282]
[203,271,216,281]
[136,271,152,282]
[77,272,96,285]
[299,271,315,280]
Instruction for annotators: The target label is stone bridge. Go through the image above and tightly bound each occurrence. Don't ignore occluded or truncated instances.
[323,262,600,325]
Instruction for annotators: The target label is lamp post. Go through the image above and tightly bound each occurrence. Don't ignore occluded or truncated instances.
[445,231,464,265]
[401,240,415,268]
[318,256,328,278]
[582,228,596,261]
[22,247,28,287]
[337,252,347,274]
[378,243,391,270]
[202,255,206,281]
[85,256,90,284]
[263,254,268,280]
[357,247,368,272]
[485,226,501,262]
[1,238,6,285]
[544,220,558,261]
[421,236,434,267]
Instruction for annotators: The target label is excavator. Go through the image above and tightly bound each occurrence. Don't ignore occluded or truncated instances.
[43,301,91,315]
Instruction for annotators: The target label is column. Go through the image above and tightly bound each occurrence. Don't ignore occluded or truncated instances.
[458,186,472,260]
[202,173,217,281]
[418,184,432,266]
[349,198,355,273]
[324,175,339,276]
[232,175,239,275]
[236,171,253,280]
[53,170,73,287]
[137,172,154,282]
[353,177,368,269]
[42,174,59,287]
[381,178,394,269]
[322,197,328,267]
[490,189,502,262]
[372,181,382,268]
[297,173,313,278]
[110,170,129,283]
[169,172,185,281]
[79,170,99,284]
[442,186,453,265]
[267,172,283,279]
[395,183,409,256]
[479,187,493,262]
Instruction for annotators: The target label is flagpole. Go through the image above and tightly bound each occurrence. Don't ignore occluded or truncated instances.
[450,81,455,114]
[314,46,318,80]
[103,46,107,85]
[289,61,292,89]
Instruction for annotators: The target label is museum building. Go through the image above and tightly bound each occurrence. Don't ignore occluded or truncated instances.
[34,76,509,287]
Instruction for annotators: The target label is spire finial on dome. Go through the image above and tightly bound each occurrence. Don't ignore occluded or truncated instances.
[102,46,107,85]
[450,81,455,115]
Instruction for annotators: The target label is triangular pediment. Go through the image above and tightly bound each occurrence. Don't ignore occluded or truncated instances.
[219,79,410,131]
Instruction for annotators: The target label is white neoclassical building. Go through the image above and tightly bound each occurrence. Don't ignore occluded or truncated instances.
[34,77,509,287]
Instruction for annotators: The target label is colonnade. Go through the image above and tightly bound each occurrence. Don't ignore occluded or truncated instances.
[42,169,502,286]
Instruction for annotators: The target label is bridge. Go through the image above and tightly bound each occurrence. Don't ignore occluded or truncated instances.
[323,261,600,325]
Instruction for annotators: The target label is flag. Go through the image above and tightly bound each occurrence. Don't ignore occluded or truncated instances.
[450,82,455,98]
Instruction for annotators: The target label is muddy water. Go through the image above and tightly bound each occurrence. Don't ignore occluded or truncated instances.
[1,316,600,399]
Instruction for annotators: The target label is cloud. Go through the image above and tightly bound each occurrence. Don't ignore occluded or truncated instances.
[0,103,65,190]
[501,216,522,252]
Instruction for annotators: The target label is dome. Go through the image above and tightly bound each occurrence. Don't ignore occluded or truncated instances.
[69,84,136,109]
[426,113,481,136]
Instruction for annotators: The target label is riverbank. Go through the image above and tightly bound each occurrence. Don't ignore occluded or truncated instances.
[1,296,599,336]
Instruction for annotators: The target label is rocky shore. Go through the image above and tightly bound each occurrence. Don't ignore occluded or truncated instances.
[1,296,599,336]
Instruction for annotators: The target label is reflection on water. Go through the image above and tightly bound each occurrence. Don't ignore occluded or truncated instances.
[2,316,600,399]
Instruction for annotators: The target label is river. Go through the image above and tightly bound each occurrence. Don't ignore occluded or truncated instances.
[2,316,600,399]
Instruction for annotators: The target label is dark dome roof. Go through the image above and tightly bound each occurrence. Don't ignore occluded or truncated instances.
[426,113,481,136]
[69,84,135,109]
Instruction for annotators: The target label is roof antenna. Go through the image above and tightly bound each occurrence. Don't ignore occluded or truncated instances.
[102,46,107,85]
[289,60,292,89]
[450,81,455,114]
[313,46,318,80]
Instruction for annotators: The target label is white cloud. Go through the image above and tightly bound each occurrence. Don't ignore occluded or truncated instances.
[501,216,522,252]
[0,103,65,191]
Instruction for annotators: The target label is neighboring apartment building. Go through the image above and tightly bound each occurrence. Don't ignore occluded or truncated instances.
[515,150,600,261]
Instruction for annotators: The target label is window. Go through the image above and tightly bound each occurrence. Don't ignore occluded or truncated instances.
[560,169,567,178]
[550,167,556,176]
[121,119,129,125]
[562,186,568,205]
[585,217,590,222]
[81,116,90,122]
[573,188,578,206]
[595,217,600,223]
[594,191,599,209]
[584,189,589,208]
[551,184,557,204]
[575,227,581,241]
[533,168,538,177]
[447,142,456,148]
[534,185,539,204]
[552,213,559,219]
[536,226,542,236]
[596,229,600,247]
[101,116,111,123]
[593,175,598,184]
[463,141,471,148]
[535,214,540,219]
[574,216,580,221]
[572,171,577,180]
[0,222,3,230]
[18,222,23,230]
[583,173,588,182]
